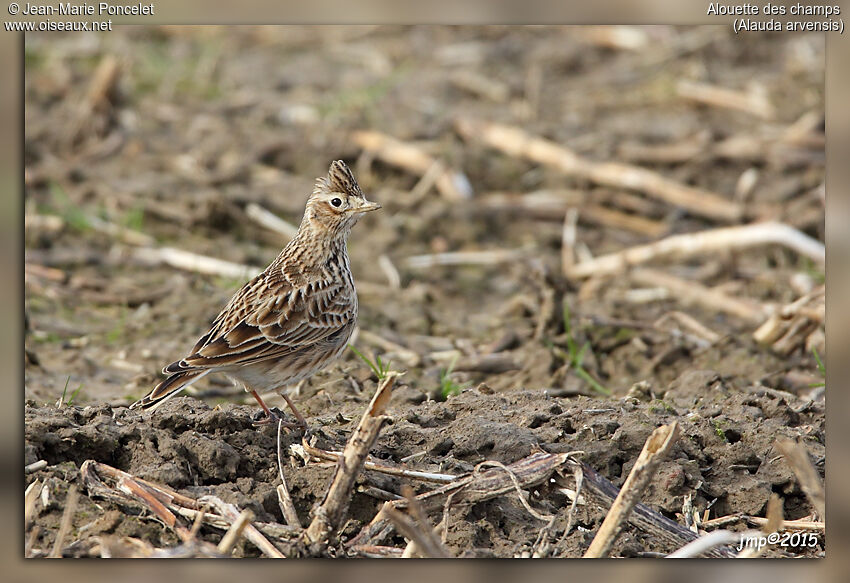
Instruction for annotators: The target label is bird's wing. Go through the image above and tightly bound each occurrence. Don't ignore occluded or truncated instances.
[163,272,355,373]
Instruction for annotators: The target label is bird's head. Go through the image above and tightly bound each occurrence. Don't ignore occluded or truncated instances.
[304,160,381,235]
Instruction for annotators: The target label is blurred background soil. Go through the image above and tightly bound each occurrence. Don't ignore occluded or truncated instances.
[24,26,825,557]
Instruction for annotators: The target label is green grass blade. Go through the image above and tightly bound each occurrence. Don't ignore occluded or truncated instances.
[574,366,611,396]
[59,376,71,406]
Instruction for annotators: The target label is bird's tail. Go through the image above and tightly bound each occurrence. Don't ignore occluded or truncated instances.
[129,369,211,411]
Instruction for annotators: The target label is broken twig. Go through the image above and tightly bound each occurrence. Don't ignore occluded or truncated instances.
[677,80,775,119]
[566,222,824,279]
[584,422,680,558]
[455,118,741,222]
[347,451,574,550]
[631,268,768,324]
[80,460,287,558]
[405,249,526,269]
[276,419,302,529]
[298,441,457,484]
[216,509,255,555]
[26,460,48,474]
[352,130,472,201]
[199,496,285,558]
[245,202,298,240]
[49,485,79,558]
[133,246,262,279]
[304,372,399,545]
[753,285,824,355]
[382,487,451,558]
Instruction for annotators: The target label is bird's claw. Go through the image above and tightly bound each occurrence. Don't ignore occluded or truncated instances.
[252,407,306,430]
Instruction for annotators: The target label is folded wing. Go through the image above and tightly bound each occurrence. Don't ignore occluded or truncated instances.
[164,274,354,374]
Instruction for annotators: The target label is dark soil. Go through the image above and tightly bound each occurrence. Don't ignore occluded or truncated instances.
[24,26,825,558]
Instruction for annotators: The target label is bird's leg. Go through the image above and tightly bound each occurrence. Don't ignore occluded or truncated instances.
[248,388,276,418]
[248,389,296,428]
[277,389,309,430]
[247,387,307,430]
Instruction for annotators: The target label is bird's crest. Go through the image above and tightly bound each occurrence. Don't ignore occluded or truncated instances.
[325,160,364,199]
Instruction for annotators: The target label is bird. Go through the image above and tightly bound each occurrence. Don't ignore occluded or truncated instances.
[130,160,381,426]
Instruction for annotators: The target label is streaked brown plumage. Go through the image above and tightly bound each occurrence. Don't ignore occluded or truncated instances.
[130,160,380,423]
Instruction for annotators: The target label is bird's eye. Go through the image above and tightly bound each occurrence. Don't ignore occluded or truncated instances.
[330,197,343,208]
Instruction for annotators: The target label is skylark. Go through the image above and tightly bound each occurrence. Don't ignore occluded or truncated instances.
[130,160,380,425]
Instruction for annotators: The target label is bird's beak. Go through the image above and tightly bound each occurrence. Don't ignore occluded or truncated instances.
[356,200,382,213]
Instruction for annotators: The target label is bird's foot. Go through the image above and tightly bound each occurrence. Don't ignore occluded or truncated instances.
[252,407,306,430]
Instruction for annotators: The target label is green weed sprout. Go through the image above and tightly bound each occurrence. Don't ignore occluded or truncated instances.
[551,302,610,396]
[439,353,470,399]
[349,344,391,380]
[48,182,91,232]
[57,375,83,407]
